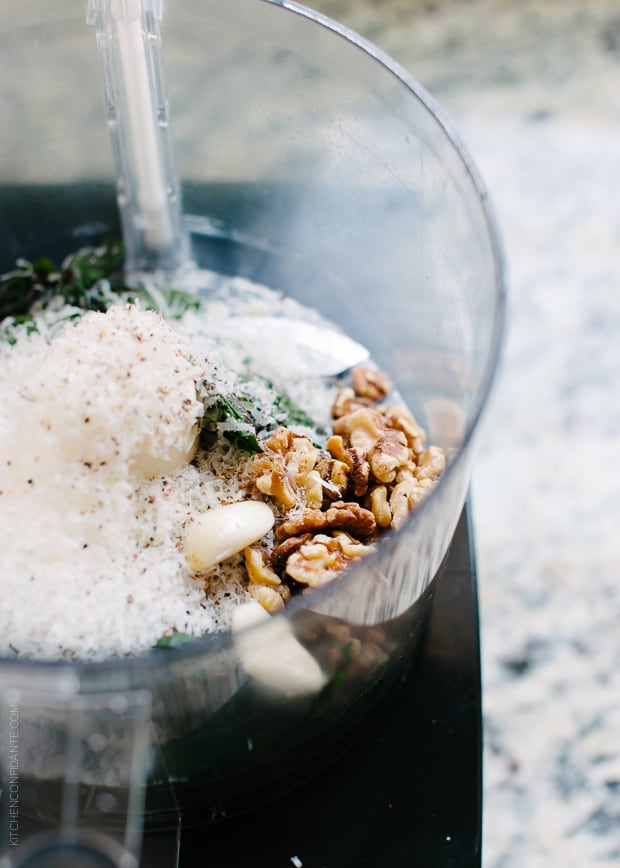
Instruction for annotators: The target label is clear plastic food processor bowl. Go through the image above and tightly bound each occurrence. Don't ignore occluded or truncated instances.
[0,1,504,865]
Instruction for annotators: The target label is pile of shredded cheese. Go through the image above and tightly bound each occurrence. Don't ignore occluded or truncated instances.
[0,294,332,661]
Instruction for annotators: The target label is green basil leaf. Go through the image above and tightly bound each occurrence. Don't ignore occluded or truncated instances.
[154,631,198,648]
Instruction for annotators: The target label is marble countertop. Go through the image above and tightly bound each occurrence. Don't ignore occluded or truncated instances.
[312,1,620,865]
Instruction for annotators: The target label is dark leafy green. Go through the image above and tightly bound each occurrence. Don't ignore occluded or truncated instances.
[200,392,262,454]
[125,285,202,320]
[153,631,198,649]
[273,392,316,430]
[0,240,124,322]
[200,377,324,456]
[0,239,202,330]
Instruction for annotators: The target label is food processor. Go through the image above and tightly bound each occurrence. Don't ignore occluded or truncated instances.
[0,1,504,865]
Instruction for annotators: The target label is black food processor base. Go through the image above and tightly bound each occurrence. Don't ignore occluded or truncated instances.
[143,505,482,868]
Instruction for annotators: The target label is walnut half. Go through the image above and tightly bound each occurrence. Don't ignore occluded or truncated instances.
[351,365,392,401]
[283,531,376,589]
[251,427,321,510]
[275,500,376,541]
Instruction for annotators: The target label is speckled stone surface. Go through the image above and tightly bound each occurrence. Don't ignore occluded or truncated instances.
[311,1,620,865]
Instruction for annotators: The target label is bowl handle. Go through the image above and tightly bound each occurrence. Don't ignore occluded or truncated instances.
[0,685,157,868]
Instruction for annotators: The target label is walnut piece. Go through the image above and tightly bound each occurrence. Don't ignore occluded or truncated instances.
[263,426,296,457]
[244,546,291,614]
[332,529,375,559]
[271,533,314,572]
[389,477,434,529]
[284,531,376,589]
[245,545,281,588]
[367,485,392,528]
[251,427,321,510]
[253,453,297,509]
[249,584,288,613]
[331,387,373,419]
[326,435,370,498]
[301,469,321,509]
[315,456,349,500]
[352,365,392,401]
[368,429,410,484]
[415,445,446,480]
[382,405,426,454]
[332,408,387,455]
[275,500,376,541]
[285,438,320,486]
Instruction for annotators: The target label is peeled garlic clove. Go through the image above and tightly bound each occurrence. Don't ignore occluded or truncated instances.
[232,601,327,696]
[184,501,274,572]
[132,420,200,479]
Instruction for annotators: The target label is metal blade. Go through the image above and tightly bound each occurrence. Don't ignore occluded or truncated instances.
[212,316,369,377]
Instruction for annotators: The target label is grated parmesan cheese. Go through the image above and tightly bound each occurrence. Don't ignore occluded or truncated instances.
[0,286,336,661]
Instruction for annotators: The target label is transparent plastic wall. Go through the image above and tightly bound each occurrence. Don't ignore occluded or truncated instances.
[0,0,504,861]
[0,0,500,447]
